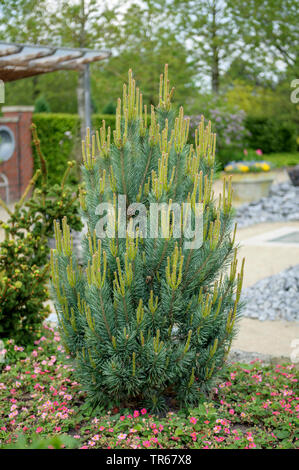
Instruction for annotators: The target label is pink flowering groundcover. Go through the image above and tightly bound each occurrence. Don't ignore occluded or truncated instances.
[0,325,298,449]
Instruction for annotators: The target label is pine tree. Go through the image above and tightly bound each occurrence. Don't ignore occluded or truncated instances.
[51,66,244,412]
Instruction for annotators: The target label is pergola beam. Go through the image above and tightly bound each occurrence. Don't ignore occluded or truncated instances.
[0,42,110,81]
[0,41,111,136]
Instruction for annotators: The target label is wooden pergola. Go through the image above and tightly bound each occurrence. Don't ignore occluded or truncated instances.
[0,41,111,129]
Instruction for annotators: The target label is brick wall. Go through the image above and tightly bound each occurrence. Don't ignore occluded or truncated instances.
[0,106,34,202]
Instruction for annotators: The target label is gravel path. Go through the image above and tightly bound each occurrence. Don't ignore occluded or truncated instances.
[236,182,299,228]
[242,264,299,321]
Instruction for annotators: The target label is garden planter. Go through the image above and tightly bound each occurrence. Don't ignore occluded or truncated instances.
[225,172,275,204]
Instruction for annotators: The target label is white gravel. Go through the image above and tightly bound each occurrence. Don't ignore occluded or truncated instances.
[236,182,299,228]
[242,264,299,321]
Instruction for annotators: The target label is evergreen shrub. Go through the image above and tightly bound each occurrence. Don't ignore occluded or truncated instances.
[51,67,244,412]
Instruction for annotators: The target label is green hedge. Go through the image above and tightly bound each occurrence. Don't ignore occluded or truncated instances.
[92,114,116,134]
[245,116,297,154]
[33,113,297,186]
[32,113,80,187]
[32,114,117,186]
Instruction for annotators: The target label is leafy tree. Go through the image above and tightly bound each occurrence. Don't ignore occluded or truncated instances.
[0,0,50,43]
[51,67,244,412]
[172,0,240,94]
[229,0,299,71]
[92,1,199,112]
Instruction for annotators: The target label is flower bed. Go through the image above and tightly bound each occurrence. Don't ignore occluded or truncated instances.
[0,325,298,449]
[224,160,272,174]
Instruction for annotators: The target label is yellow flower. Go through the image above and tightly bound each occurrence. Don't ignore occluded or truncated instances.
[261,163,270,171]
[239,165,249,172]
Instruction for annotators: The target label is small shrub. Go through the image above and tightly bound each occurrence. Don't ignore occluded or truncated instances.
[51,67,244,413]
[0,125,82,344]
[34,95,51,113]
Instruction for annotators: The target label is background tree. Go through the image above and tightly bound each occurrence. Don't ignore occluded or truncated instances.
[229,0,299,72]
[91,1,199,112]
[173,0,240,94]
[50,0,121,133]
[0,0,53,100]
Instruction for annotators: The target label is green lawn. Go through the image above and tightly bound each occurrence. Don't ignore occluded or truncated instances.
[262,152,299,168]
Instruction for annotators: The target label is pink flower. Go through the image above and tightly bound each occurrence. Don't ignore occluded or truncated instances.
[141,408,147,415]
[133,410,139,418]
[229,409,235,415]
[120,416,125,421]
[190,432,197,441]
[243,149,248,156]
[256,149,263,155]
[36,427,43,433]
[213,426,221,433]
[143,440,151,448]
[189,417,197,424]
[118,433,127,440]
